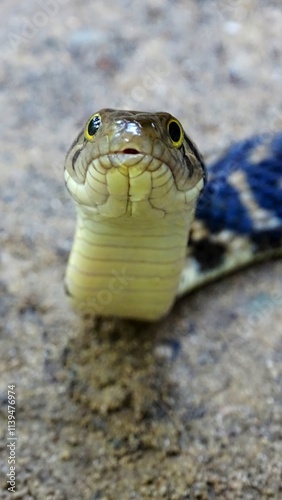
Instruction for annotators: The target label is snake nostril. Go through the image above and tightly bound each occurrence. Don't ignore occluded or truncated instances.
[122,148,140,154]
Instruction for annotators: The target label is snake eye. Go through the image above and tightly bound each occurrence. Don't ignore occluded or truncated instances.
[167,118,184,148]
[85,113,101,140]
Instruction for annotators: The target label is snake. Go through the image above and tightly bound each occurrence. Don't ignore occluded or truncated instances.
[64,108,282,321]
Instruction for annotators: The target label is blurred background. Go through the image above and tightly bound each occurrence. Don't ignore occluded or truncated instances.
[1,1,282,499]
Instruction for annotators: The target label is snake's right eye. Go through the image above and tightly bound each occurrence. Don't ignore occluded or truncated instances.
[85,113,101,140]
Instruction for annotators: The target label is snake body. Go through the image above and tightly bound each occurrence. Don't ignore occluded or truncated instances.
[64,109,282,321]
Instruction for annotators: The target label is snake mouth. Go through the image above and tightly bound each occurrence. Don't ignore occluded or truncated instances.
[120,148,140,154]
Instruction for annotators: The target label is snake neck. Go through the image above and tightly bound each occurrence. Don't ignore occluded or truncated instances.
[65,208,195,320]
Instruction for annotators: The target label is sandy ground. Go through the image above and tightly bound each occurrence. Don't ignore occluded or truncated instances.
[0,1,282,499]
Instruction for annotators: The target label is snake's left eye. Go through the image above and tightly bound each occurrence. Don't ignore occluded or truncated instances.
[167,118,184,148]
[85,113,101,140]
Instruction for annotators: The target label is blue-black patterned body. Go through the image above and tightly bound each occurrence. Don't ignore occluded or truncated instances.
[186,133,282,278]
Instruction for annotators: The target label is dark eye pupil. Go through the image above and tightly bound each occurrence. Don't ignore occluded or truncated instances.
[88,115,101,136]
[169,121,181,143]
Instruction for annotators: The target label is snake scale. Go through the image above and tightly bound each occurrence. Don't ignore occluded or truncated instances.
[64,109,282,321]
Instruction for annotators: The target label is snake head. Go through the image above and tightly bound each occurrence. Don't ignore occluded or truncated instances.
[64,108,206,219]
